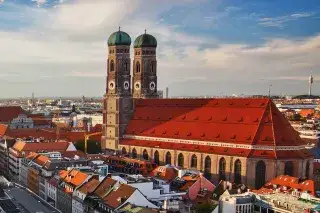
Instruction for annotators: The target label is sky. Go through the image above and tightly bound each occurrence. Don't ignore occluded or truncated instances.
[0,0,320,98]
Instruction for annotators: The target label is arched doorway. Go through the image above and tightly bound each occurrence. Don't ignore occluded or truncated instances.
[165,152,171,165]
[154,151,159,165]
[255,161,266,189]
[178,153,184,167]
[284,161,294,176]
[132,148,137,159]
[306,161,310,179]
[191,155,197,168]
[219,158,226,181]
[204,156,211,180]
[142,149,148,160]
[121,147,127,155]
[234,159,242,184]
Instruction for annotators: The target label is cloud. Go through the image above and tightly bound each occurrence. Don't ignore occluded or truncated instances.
[32,0,47,7]
[0,0,4,4]
[259,12,315,28]
[0,0,319,97]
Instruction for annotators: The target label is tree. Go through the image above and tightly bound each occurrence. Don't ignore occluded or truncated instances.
[196,203,217,213]
[75,139,101,154]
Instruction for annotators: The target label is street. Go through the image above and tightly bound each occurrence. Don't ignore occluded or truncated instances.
[5,187,56,213]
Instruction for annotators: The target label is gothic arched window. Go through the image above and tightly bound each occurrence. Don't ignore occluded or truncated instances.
[124,60,129,72]
[122,147,127,155]
[151,61,155,73]
[284,161,294,176]
[234,159,242,184]
[191,154,197,168]
[255,161,266,189]
[136,61,140,73]
[204,156,211,180]
[178,153,184,167]
[219,158,226,181]
[143,149,148,160]
[154,151,159,165]
[110,60,115,72]
[132,148,137,159]
[165,152,171,165]
[306,161,310,179]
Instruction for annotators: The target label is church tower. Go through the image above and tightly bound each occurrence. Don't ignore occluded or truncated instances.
[132,31,158,98]
[102,28,133,152]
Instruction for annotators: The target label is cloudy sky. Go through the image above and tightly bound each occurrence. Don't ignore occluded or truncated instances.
[0,0,319,98]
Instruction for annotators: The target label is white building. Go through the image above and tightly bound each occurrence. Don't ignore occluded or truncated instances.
[10,114,34,129]
[111,173,186,210]
[216,192,254,213]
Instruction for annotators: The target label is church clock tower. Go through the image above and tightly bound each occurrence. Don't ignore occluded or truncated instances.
[102,28,133,152]
[132,31,158,98]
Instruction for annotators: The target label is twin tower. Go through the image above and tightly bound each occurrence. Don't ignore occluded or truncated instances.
[102,29,158,152]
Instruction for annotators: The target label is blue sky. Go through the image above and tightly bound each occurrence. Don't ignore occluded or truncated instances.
[0,0,319,98]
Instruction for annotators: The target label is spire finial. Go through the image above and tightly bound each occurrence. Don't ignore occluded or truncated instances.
[145,29,147,34]
[119,26,121,31]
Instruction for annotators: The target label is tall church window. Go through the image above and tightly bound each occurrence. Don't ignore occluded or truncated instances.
[306,161,310,179]
[255,161,266,189]
[219,158,226,181]
[124,60,129,72]
[165,152,171,165]
[110,60,115,72]
[191,154,197,168]
[234,159,242,184]
[132,148,137,159]
[284,161,294,176]
[204,156,211,180]
[122,147,127,155]
[154,151,159,165]
[143,149,148,160]
[136,61,141,73]
[151,61,155,73]
[178,153,184,167]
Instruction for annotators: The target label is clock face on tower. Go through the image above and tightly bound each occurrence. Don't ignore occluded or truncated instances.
[108,81,115,90]
[135,82,141,90]
[149,82,156,91]
[123,81,129,90]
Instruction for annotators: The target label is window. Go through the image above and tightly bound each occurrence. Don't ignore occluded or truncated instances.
[143,149,148,160]
[219,158,226,181]
[284,161,294,176]
[124,60,129,71]
[165,152,171,165]
[255,161,266,189]
[110,60,115,72]
[191,154,197,168]
[132,148,137,159]
[154,151,159,165]
[136,61,141,73]
[204,156,211,179]
[178,153,184,167]
[151,61,155,73]
[234,159,242,184]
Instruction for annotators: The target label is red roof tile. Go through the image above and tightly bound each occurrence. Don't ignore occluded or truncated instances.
[78,178,100,194]
[60,169,89,187]
[150,165,178,182]
[0,106,24,123]
[103,184,136,209]
[94,178,117,198]
[0,124,8,136]
[12,141,70,152]
[121,98,309,159]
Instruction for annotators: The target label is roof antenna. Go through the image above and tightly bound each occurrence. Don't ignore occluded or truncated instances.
[145,29,147,34]
[119,26,121,31]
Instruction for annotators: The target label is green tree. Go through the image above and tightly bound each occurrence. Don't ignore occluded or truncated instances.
[75,139,101,154]
[196,203,217,213]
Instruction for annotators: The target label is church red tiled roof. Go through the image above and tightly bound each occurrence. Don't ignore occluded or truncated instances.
[121,98,310,159]
[0,106,24,123]
[0,124,8,136]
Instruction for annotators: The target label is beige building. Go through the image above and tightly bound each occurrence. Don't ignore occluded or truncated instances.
[102,30,313,189]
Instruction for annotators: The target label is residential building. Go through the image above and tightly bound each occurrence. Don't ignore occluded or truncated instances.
[217,193,254,213]
[57,169,90,213]
[111,173,186,210]
[8,140,76,181]
[0,106,24,125]
[72,178,100,213]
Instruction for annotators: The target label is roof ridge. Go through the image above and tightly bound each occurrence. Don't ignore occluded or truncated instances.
[246,100,270,157]
[268,100,277,159]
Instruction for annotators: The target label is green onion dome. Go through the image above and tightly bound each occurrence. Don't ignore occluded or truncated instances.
[107,30,131,46]
[134,33,157,48]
